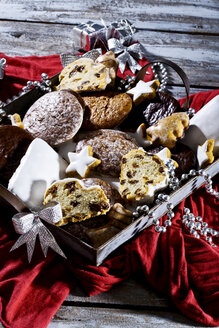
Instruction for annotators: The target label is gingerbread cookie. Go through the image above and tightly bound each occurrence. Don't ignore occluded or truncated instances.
[57,58,111,92]
[23,90,84,146]
[146,112,189,149]
[81,91,132,130]
[44,178,110,225]
[119,148,169,203]
[197,139,215,169]
[75,129,139,177]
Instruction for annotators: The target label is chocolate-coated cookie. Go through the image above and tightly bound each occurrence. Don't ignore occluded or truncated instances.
[143,91,181,126]
[0,125,33,185]
[171,144,197,177]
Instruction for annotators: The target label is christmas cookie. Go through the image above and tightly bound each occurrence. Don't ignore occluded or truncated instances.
[197,139,215,169]
[142,91,181,126]
[119,148,169,203]
[146,112,189,149]
[44,178,110,225]
[75,129,139,177]
[8,138,67,211]
[66,146,101,178]
[126,79,160,106]
[57,58,111,92]
[23,90,84,146]
[0,125,33,185]
[81,91,132,130]
[95,51,118,88]
[10,113,24,129]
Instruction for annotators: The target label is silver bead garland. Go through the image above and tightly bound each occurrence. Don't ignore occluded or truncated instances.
[132,159,218,247]
[151,62,168,91]
[0,73,52,111]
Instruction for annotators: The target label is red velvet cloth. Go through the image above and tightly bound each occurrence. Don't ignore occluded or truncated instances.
[0,53,218,328]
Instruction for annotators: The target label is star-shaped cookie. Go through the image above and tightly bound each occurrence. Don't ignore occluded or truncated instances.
[66,145,101,178]
[197,139,215,168]
[127,79,160,106]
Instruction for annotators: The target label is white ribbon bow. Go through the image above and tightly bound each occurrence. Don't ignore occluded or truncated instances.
[10,202,66,262]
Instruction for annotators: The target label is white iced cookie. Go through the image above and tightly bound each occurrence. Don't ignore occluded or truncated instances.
[126,79,160,106]
[181,95,219,156]
[156,147,178,168]
[66,145,101,178]
[197,139,215,169]
[8,138,68,211]
[119,148,169,204]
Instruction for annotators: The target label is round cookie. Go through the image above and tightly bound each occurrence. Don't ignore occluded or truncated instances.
[23,90,85,146]
[81,91,132,130]
[0,125,33,185]
[76,129,139,177]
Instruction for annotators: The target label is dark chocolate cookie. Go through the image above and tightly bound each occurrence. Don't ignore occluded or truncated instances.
[143,91,181,126]
[0,125,33,185]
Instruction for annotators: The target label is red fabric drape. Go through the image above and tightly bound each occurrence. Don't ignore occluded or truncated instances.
[0,53,218,328]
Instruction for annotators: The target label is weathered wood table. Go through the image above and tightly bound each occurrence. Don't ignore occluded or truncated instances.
[0,0,218,327]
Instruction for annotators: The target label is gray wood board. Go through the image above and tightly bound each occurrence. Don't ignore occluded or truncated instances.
[47,306,206,328]
[0,0,218,34]
[64,277,169,308]
[1,21,219,88]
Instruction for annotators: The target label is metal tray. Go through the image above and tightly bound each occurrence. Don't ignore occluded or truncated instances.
[3,81,219,266]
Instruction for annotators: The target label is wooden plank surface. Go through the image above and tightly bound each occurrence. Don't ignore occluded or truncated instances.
[1,21,219,88]
[0,0,218,327]
[0,0,218,34]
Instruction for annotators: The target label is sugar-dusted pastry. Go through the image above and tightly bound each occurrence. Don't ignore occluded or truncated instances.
[95,51,118,88]
[181,95,219,156]
[44,178,110,225]
[8,138,68,211]
[57,58,111,92]
[146,112,189,149]
[126,79,160,106]
[75,129,139,177]
[0,125,33,185]
[66,145,101,178]
[23,90,84,146]
[81,91,132,130]
[119,148,169,203]
[197,139,215,169]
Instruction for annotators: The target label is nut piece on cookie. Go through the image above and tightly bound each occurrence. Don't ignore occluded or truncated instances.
[57,58,111,92]
[95,51,118,88]
[10,113,24,129]
[146,112,189,149]
[66,145,101,178]
[119,148,169,203]
[82,91,132,130]
[44,178,110,225]
[127,79,160,106]
[197,139,215,169]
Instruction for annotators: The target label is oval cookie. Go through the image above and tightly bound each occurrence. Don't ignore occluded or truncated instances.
[23,90,84,146]
[82,91,133,130]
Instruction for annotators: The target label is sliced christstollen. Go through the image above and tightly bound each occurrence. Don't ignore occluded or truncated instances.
[44,178,110,225]
[119,148,169,204]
